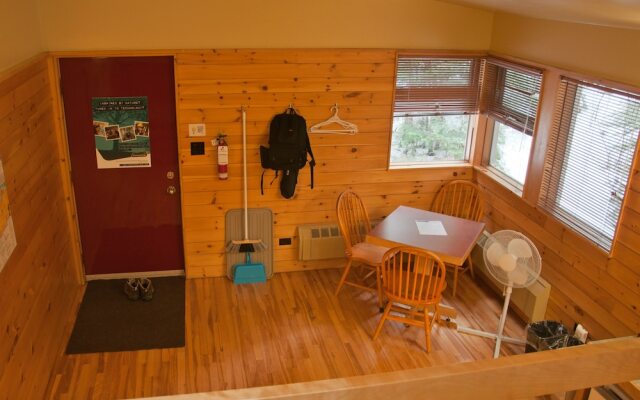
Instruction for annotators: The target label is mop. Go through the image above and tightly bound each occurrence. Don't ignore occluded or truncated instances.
[226,106,267,284]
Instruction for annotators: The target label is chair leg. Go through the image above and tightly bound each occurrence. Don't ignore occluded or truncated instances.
[375,266,383,309]
[423,307,432,353]
[335,258,353,296]
[452,266,459,297]
[373,302,392,340]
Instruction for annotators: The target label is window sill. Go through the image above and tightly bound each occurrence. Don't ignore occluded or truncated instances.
[389,162,473,170]
[474,166,523,197]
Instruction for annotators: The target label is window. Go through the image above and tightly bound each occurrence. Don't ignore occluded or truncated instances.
[482,59,542,186]
[390,55,481,166]
[539,78,640,251]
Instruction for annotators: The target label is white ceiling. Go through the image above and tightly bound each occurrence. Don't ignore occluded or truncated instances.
[440,0,640,29]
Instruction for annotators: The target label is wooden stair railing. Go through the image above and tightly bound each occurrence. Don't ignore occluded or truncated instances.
[138,336,640,400]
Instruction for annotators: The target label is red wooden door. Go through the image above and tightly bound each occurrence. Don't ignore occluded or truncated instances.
[59,57,184,275]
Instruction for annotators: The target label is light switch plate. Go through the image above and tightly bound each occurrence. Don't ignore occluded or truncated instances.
[188,123,206,137]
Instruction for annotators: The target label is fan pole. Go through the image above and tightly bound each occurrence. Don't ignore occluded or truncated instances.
[494,284,513,358]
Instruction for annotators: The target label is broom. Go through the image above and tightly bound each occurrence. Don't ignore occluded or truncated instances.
[226,107,266,282]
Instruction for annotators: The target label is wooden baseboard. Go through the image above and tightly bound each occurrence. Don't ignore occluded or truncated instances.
[86,270,185,281]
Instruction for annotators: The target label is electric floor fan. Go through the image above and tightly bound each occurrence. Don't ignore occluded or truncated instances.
[458,230,542,358]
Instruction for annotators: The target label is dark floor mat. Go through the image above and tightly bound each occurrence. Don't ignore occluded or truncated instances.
[66,276,185,354]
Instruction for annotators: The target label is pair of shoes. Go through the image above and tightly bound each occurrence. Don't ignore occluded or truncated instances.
[124,278,154,301]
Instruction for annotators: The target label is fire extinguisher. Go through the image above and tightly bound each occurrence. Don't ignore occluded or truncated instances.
[216,133,229,180]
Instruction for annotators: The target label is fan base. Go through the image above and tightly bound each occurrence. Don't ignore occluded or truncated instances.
[458,326,526,345]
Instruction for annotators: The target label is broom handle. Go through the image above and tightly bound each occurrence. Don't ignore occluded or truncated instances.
[241,107,248,240]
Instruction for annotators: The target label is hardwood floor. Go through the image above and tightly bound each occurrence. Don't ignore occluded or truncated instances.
[45,268,526,399]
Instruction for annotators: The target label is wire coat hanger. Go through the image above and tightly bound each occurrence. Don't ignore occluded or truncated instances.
[309,104,358,135]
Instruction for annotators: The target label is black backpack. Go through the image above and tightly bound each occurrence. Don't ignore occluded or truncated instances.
[260,107,316,199]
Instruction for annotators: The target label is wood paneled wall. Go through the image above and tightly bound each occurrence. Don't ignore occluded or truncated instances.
[0,56,81,399]
[477,170,640,339]
[175,49,472,277]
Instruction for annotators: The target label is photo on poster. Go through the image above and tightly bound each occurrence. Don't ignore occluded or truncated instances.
[92,97,151,169]
[134,121,149,136]
[93,120,108,137]
[120,125,136,142]
[105,125,121,140]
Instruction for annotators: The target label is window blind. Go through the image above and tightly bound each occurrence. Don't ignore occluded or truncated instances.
[482,59,542,136]
[394,55,482,116]
[538,77,640,251]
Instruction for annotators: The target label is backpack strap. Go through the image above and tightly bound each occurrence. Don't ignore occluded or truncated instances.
[306,134,316,189]
[260,169,281,195]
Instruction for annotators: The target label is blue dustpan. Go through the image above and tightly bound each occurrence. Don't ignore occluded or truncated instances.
[233,253,266,284]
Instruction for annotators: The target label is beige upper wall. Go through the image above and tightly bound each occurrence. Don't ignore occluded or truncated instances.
[6,0,640,88]
[34,0,493,52]
[0,0,44,73]
[490,12,640,87]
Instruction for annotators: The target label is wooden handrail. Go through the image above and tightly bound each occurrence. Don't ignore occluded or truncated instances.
[140,337,640,400]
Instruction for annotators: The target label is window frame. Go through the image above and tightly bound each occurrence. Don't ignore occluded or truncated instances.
[388,114,476,169]
[477,58,544,194]
[537,76,640,253]
[482,119,532,194]
[388,52,484,169]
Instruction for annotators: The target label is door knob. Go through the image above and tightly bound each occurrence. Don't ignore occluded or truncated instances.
[167,171,175,179]
[167,185,177,195]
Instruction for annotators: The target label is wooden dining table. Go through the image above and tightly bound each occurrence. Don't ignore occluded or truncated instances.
[366,205,485,266]
[365,205,486,324]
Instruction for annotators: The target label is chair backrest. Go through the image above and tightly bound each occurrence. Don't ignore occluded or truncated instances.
[336,190,372,251]
[431,180,484,222]
[380,247,446,306]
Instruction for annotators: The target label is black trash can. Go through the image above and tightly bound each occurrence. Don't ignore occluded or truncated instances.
[525,320,583,353]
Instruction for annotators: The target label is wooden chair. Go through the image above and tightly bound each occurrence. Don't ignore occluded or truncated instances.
[431,180,484,296]
[372,246,447,352]
[335,190,389,308]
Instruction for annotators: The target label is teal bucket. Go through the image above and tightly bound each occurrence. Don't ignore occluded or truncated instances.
[233,253,266,284]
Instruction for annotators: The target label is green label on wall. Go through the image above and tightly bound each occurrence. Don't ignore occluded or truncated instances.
[92,96,151,169]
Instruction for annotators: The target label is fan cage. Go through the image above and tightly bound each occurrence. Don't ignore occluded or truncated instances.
[482,230,542,289]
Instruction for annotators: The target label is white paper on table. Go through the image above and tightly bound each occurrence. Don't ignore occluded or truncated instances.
[415,220,447,236]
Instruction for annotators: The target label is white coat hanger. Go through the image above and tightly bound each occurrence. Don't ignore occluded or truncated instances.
[309,104,358,135]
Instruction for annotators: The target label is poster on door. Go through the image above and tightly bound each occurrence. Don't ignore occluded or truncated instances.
[0,158,17,272]
[92,96,151,169]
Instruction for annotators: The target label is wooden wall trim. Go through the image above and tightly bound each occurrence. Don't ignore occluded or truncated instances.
[138,336,640,400]
[47,55,84,284]
[521,68,561,205]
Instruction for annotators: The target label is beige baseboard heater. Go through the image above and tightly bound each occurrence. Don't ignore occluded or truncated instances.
[298,224,346,260]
